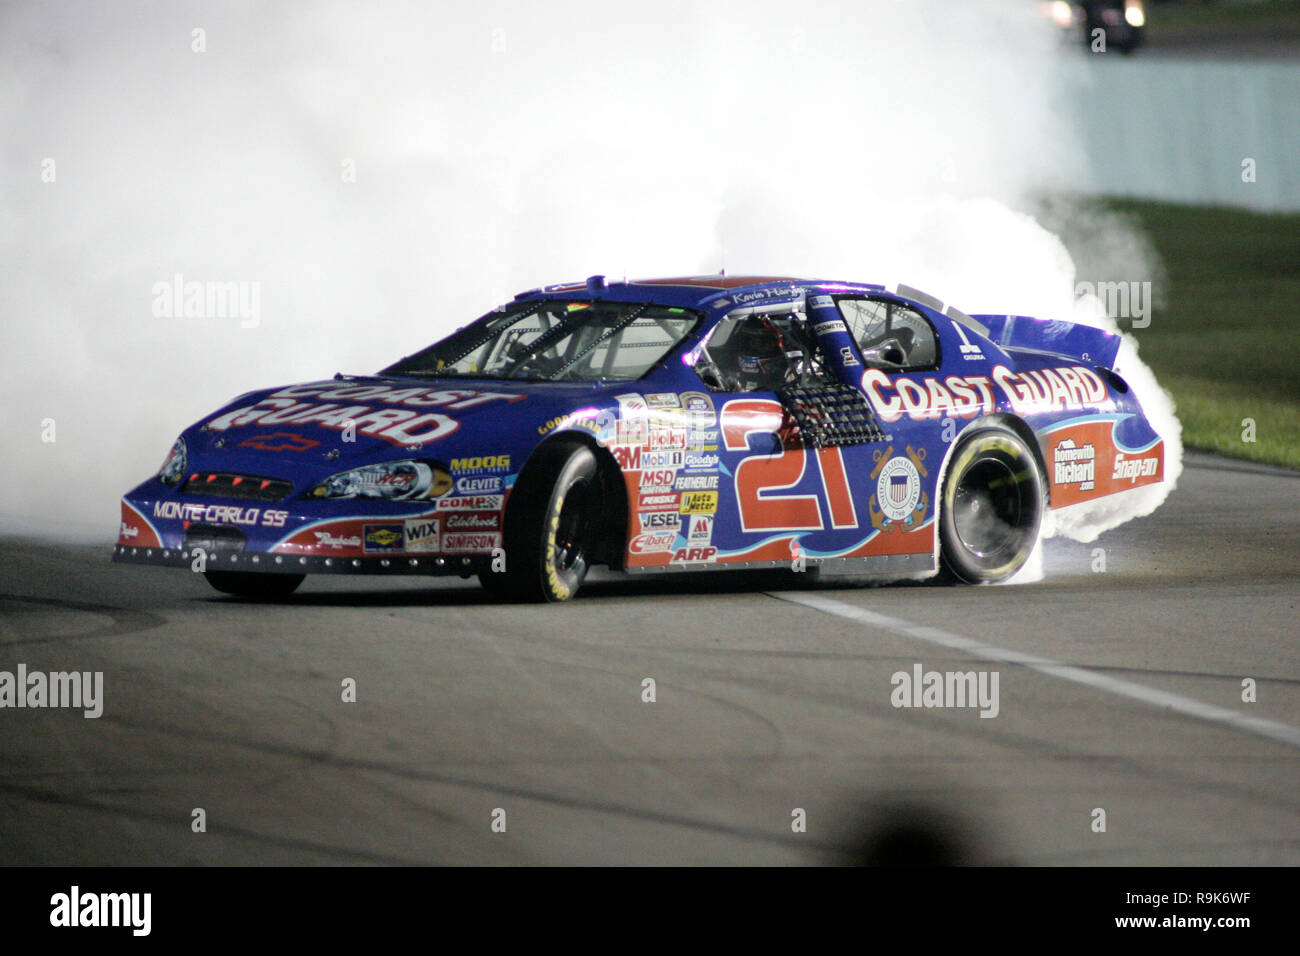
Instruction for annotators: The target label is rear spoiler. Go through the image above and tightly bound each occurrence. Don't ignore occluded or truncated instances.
[972,314,1122,370]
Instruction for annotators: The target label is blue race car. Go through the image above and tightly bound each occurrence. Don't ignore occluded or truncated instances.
[114,274,1167,601]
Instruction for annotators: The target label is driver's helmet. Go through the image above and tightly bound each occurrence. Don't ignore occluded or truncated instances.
[734,315,797,391]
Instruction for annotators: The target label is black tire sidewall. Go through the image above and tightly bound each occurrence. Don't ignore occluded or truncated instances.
[498,441,599,602]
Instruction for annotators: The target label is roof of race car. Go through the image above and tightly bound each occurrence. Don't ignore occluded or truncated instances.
[512,275,888,312]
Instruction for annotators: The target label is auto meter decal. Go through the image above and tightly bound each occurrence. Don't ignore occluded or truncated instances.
[1042,416,1164,507]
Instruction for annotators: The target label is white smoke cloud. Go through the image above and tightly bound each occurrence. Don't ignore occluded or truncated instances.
[0,0,1177,546]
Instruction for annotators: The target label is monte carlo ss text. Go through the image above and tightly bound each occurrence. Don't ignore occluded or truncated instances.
[114,274,1166,601]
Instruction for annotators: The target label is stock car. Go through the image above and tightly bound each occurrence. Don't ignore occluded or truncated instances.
[114,274,1167,601]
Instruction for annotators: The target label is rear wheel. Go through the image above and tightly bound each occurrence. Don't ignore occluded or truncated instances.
[479,441,599,602]
[939,427,1044,583]
[204,570,305,598]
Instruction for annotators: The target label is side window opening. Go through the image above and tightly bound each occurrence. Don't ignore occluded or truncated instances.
[693,310,834,393]
[837,297,938,371]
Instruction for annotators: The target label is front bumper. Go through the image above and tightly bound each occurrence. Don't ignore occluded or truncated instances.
[113,479,506,577]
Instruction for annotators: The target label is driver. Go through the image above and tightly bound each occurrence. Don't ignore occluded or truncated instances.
[732,315,802,391]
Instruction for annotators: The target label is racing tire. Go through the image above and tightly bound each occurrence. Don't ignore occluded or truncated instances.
[479,441,599,602]
[204,570,305,598]
[938,427,1044,584]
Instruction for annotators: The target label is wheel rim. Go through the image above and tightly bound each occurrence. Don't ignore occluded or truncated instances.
[553,478,592,573]
[952,455,1031,560]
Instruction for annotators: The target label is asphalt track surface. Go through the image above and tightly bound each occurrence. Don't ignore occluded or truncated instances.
[1,452,1296,865]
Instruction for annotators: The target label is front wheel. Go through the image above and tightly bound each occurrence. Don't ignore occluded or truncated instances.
[939,427,1044,584]
[204,570,305,598]
[479,441,600,602]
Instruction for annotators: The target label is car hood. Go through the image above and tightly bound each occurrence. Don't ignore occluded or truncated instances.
[178,374,618,483]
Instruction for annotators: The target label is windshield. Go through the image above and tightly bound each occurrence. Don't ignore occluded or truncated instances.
[382,300,701,382]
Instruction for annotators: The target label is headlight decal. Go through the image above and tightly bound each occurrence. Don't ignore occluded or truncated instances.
[309,460,453,501]
[158,437,187,485]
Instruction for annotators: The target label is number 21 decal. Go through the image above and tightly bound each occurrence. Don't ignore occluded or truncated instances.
[720,399,858,533]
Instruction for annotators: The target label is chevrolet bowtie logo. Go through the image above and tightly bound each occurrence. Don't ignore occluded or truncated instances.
[237,432,321,452]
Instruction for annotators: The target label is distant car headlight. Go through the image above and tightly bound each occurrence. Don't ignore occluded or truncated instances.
[158,437,187,486]
[308,460,453,501]
[1124,0,1145,28]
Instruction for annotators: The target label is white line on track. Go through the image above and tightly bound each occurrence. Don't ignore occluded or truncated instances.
[771,591,1300,750]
